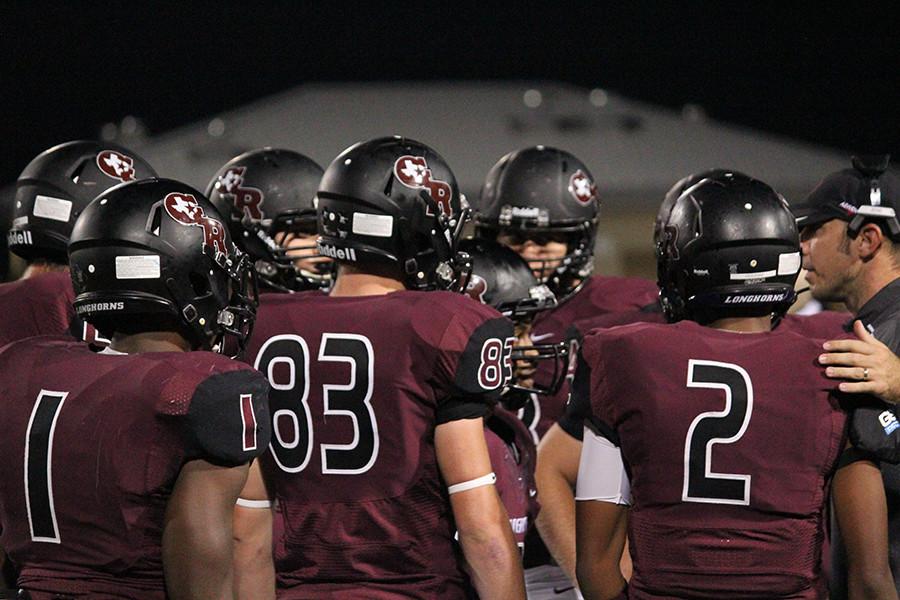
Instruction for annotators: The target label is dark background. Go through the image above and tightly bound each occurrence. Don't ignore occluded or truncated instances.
[3,2,899,186]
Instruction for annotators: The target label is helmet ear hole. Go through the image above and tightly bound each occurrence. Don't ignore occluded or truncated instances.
[69,157,92,184]
[146,204,163,236]
[10,141,157,263]
[189,272,211,297]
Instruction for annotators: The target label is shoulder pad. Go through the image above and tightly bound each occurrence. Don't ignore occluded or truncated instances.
[185,369,271,467]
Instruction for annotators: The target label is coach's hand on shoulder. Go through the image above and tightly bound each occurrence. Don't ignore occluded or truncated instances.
[820,319,900,405]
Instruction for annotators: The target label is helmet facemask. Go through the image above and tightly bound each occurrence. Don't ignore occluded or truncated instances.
[460,237,568,409]
[269,211,333,291]
[487,223,596,300]
[502,293,570,405]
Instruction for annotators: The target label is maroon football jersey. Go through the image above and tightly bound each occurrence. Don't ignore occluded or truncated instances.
[0,272,74,347]
[524,276,658,441]
[582,321,847,598]
[0,337,270,599]
[485,406,540,552]
[0,272,108,347]
[523,304,665,568]
[557,306,666,442]
[778,311,850,339]
[245,290,515,599]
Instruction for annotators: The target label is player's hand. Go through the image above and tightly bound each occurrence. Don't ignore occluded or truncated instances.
[819,319,900,405]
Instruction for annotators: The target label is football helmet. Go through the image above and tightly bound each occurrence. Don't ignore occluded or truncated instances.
[460,238,568,403]
[316,136,470,291]
[474,146,599,299]
[9,140,157,263]
[655,169,735,288]
[68,178,257,353]
[206,148,328,292]
[657,170,800,323]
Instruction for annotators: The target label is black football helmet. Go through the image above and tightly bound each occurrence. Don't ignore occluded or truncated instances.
[474,146,599,299]
[9,140,157,263]
[460,238,568,403]
[206,148,327,292]
[68,178,257,354]
[316,136,471,291]
[657,170,800,323]
[655,169,736,289]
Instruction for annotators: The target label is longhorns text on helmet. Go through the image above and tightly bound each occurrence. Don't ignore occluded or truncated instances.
[68,178,258,355]
[656,170,801,323]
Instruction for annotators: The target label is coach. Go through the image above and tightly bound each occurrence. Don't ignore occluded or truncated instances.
[793,155,900,599]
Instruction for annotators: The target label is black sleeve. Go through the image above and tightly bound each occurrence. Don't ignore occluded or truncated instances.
[557,350,592,441]
[185,369,272,467]
[837,445,874,469]
[436,395,493,424]
[848,403,900,464]
[450,316,516,398]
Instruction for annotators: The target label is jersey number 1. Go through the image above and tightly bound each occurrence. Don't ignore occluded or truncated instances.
[25,389,68,543]
[682,360,753,505]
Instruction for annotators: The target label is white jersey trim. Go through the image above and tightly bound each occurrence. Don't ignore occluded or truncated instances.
[98,346,127,356]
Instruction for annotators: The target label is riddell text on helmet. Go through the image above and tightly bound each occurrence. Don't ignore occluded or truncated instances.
[7,231,33,246]
[317,244,357,261]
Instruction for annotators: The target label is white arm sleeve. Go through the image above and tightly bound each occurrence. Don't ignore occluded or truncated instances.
[575,426,632,505]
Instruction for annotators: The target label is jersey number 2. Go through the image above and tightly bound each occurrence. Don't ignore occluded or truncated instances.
[682,360,753,505]
[255,334,378,475]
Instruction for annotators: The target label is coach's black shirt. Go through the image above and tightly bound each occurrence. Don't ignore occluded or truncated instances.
[836,276,900,599]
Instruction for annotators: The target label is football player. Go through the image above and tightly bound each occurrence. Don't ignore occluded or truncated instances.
[233,137,525,599]
[473,147,658,596]
[0,178,270,599]
[574,172,894,598]
[474,145,658,437]
[461,238,566,554]
[532,170,698,595]
[535,170,850,592]
[206,148,328,293]
[1,141,156,346]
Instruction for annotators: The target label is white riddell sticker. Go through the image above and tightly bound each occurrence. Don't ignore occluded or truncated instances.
[352,213,393,237]
[33,195,73,222]
[777,252,801,275]
[12,216,28,227]
[115,255,161,279]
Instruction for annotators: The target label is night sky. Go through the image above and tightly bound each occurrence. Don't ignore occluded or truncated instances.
[3,3,899,186]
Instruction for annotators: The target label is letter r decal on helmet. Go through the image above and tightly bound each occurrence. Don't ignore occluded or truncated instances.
[393,155,453,217]
[164,192,229,258]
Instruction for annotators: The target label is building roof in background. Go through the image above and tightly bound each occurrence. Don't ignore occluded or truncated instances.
[134,80,847,207]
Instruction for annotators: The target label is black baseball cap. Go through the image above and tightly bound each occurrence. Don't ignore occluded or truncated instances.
[792,155,900,240]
